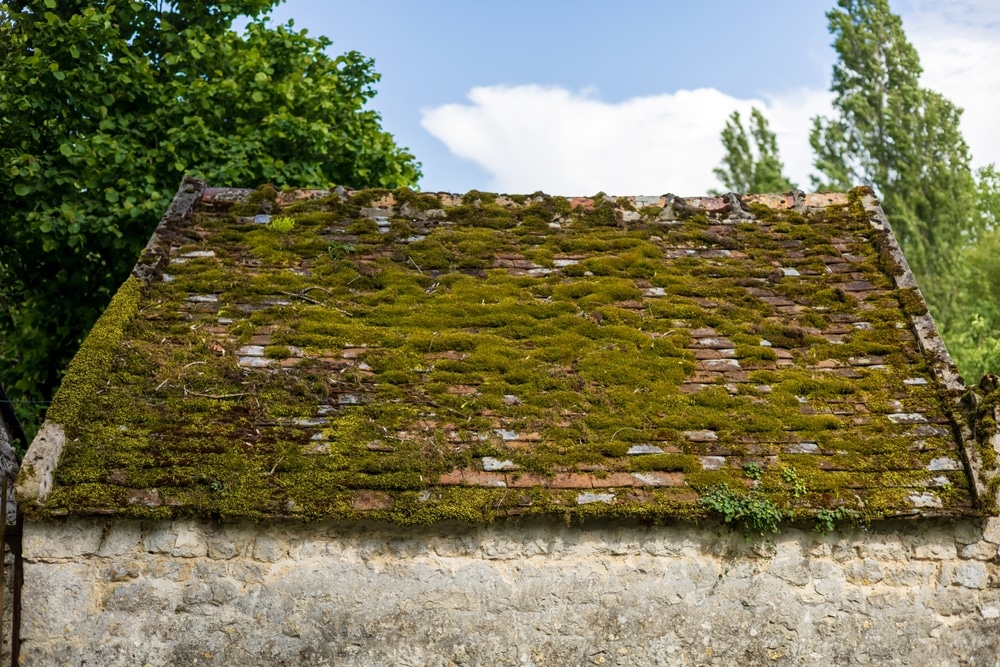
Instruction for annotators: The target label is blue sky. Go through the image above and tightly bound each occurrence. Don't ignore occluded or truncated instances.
[265,0,1000,195]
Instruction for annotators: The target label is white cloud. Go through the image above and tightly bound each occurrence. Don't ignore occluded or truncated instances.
[421,0,1000,196]
[421,85,831,196]
[760,88,836,190]
[904,0,1000,169]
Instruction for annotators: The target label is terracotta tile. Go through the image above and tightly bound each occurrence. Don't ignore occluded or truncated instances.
[549,473,593,489]
[439,470,464,486]
[631,472,684,487]
[462,471,507,487]
[353,491,393,511]
[591,473,635,488]
[506,473,548,488]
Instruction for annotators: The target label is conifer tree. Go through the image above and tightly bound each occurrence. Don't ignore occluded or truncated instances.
[713,108,795,194]
[809,0,977,305]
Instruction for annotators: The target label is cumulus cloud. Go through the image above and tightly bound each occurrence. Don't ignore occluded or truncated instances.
[421,85,831,196]
[420,1,998,195]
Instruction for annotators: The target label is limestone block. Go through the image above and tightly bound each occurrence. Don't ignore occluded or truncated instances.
[142,526,178,555]
[206,533,238,560]
[913,541,958,560]
[982,517,1000,545]
[98,521,142,557]
[932,588,981,616]
[24,519,104,558]
[181,582,213,606]
[768,556,811,586]
[949,520,984,546]
[857,538,908,562]
[171,523,208,558]
[831,541,857,562]
[252,533,286,563]
[206,522,254,560]
[844,558,883,585]
[104,560,141,583]
[960,540,998,561]
[883,561,937,587]
[20,562,95,640]
[941,561,989,589]
[101,580,177,614]
[18,517,1000,667]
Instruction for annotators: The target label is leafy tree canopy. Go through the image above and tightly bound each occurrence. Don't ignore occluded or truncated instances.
[809,0,977,291]
[0,0,421,435]
[712,108,795,195]
[712,0,1000,384]
[948,166,1000,381]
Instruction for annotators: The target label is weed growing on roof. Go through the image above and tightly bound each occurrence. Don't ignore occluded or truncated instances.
[267,216,295,233]
[742,461,763,480]
[701,484,783,537]
[781,467,807,499]
[814,507,860,535]
[327,241,356,259]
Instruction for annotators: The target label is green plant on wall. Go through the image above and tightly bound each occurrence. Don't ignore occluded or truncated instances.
[704,467,860,536]
[701,484,784,538]
[781,467,807,499]
[814,507,859,535]
[742,461,763,481]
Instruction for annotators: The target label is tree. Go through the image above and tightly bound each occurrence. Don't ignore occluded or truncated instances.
[808,0,1000,383]
[0,0,421,436]
[713,107,795,194]
[947,166,1000,381]
[809,0,977,308]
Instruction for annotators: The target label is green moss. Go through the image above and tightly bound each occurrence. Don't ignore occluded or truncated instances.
[267,216,295,233]
[231,184,279,216]
[897,287,929,317]
[27,186,977,525]
[47,275,143,429]
[264,345,292,359]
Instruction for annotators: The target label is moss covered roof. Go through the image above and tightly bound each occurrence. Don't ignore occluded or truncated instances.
[18,178,1000,528]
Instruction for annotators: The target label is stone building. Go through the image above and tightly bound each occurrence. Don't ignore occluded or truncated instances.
[0,383,24,665]
[14,177,1000,665]
[0,385,23,523]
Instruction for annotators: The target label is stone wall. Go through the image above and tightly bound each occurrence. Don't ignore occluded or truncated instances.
[0,410,19,526]
[0,408,18,666]
[20,517,1000,666]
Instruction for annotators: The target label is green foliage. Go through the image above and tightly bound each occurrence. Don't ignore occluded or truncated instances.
[327,241,358,259]
[945,197,1000,381]
[713,108,795,194]
[742,461,763,481]
[780,467,807,499]
[808,0,977,325]
[941,214,1000,382]
[803,0,1000,383]
[814,507,859,535]
[267,216,296,234]
[701,484,784,537]
[705,474,856,536]
[0,0,421,435]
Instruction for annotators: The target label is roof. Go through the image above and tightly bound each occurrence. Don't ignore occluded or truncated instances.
[15,177,1000,528]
